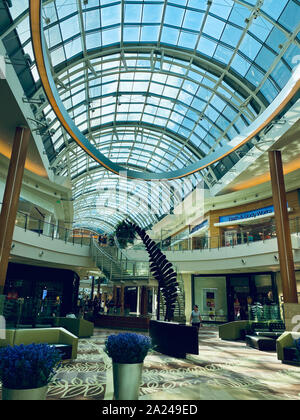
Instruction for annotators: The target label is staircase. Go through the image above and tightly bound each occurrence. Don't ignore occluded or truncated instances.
[91,239,186,321]
[159,271,186,322]
[90,240,149,282]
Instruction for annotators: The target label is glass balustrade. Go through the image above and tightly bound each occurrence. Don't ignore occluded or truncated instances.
[12,208,300,255]
[122,217,300,252]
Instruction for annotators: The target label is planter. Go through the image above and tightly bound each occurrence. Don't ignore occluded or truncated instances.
[2,385,48,400]
[112,362,143,400]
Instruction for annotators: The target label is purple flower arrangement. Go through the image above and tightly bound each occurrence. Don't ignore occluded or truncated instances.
[0,343,62,390]
[105,333,152,364]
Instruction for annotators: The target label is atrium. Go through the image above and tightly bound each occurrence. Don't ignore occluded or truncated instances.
[0,0,300,402]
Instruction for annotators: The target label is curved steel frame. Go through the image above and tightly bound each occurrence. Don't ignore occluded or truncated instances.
[30,0,300,181]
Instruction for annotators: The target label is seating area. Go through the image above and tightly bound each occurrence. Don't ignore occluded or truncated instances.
[1,325,299,401]
[245,335,277,351]
[219,321,285,343]
[219,320,300,366]
[4,300,95,339]
[0,327,78,360]
[277,332,300,365]
[243,322,285,351]
[53,317,94,338]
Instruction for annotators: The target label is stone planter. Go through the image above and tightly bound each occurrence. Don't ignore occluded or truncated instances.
[112,362,143,400]
[2,385,48,400]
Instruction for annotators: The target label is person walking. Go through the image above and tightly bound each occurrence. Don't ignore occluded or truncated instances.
[190,305,203,331]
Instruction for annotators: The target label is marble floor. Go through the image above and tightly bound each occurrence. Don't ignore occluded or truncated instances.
[139,327,300,401]
[1,326,300,400]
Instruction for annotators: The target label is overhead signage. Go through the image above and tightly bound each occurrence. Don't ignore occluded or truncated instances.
[219,205,281,223]
[190,220,208,235]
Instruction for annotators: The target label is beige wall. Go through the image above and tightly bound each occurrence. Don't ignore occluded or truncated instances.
[193,276,228,317]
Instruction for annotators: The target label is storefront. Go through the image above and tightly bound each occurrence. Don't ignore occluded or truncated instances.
[4,262,80,318]
[163,220,209,251]
[168,227,190,251]
[190,220,209,250]
[214,205,291,247]
[192,272,279,323]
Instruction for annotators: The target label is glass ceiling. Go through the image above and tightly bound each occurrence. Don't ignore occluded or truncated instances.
[3,0,300,232]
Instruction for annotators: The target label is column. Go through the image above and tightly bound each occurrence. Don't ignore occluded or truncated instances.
[120,285,125,315]
[97,278,101,296]
[0,127,30,294]
[140,286,148,316]
[269,151,298,304]
[113,285,117,305]
[152,287,156,316]
[136,286,140,315]
[42,214,52,237]
[90,276,95,300]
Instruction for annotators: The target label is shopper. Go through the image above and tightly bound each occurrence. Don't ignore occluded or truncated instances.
[190,305,202,331]
[102,234,108,246]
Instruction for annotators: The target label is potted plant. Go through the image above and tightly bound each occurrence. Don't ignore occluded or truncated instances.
[0,343,61,400]
[105,333,151,400]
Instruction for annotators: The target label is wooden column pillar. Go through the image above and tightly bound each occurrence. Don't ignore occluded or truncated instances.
[269,150,298,304]
[0,127,30,294]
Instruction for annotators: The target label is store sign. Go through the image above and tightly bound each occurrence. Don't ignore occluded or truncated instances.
[190,220,208,235]
[219,205,276,223]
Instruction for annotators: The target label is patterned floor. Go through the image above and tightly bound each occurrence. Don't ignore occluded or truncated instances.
[2,326,300,400]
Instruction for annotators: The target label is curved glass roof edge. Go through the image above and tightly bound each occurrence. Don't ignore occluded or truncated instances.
[44,44,268,110]
[23,1,298,179]
[30,0,300,180]
[59,121,206,158]
[5,0,299,233]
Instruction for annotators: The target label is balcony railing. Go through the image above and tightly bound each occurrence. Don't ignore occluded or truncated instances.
[120,216,300,252]
[14,210,95,246]
[91,238,150,281]
[12,208,300,255]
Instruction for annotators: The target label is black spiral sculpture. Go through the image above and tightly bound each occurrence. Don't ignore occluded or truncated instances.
[126,221,178,321]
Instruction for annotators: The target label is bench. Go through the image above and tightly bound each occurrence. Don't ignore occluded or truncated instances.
[277,332,300,365]
[53,317,94,338]
[245,335,277,351]
[0,328,78,360]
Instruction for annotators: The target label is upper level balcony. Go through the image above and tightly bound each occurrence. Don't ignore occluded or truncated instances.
[9,210,300,277]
